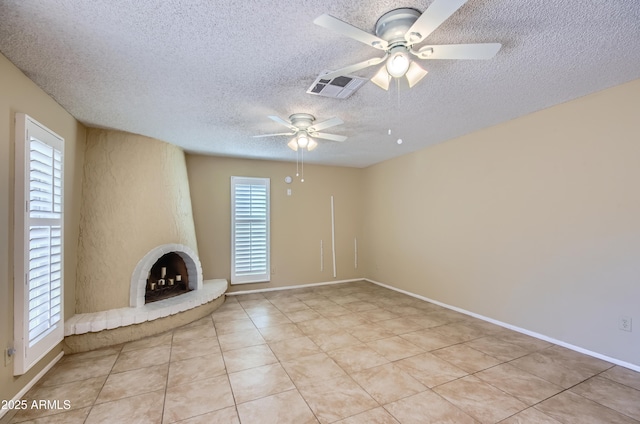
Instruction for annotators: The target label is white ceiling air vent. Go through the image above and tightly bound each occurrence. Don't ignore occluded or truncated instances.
[306,71,368,99]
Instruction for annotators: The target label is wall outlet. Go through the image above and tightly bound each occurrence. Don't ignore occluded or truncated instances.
[619,315,632,332]
[4,346,15,367]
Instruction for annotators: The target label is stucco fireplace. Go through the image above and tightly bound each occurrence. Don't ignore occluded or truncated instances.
[64,130,226,353]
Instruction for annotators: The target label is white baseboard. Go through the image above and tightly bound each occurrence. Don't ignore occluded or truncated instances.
[225,278,365,296]
[0,351,64,420]
[365,278,640,373]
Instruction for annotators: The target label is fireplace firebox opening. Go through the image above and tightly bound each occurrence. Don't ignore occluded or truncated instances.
[145,252,191,304]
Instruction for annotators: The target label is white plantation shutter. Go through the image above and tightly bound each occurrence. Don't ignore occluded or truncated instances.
[231,177,270,284]
[14,114,64,375]
[28,225,62,341]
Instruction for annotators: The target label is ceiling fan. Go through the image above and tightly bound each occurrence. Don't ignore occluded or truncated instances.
[254,113,347,152]
[314,0,501,90]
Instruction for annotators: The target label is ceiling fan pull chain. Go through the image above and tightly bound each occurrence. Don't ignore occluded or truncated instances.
[393,78,401,143]
[301,148,305,182]
[296,148,300,177]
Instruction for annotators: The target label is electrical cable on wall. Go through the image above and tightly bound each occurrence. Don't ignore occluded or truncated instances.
[320,240,324,272]
[354,237,358,269]
[331,196,336,278]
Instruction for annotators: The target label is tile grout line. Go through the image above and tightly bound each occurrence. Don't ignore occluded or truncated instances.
[159,330,173,424]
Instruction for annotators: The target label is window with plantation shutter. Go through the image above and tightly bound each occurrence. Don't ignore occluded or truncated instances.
[14,114,64,375]
[231,176,270,284]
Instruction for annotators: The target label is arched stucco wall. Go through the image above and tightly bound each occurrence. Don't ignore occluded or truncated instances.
[76,129,198,313]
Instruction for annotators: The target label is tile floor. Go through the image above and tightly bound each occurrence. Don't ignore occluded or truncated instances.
[6,281,640,424]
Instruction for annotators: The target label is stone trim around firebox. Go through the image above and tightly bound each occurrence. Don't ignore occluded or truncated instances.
[65,279,227,336]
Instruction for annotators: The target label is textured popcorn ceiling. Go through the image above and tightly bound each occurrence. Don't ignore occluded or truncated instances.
[1,1,639,167]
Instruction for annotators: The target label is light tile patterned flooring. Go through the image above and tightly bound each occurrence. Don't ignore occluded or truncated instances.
[7,281,640,423]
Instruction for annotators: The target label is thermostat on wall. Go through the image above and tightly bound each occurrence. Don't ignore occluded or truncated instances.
[284,176,292,184]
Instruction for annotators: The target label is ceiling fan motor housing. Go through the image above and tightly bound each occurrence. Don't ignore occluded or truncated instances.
[375,8,421,43]
[289,113,315,130]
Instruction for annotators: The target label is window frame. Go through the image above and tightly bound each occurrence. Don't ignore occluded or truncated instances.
[13,113,64,376]
[230,176,270,285]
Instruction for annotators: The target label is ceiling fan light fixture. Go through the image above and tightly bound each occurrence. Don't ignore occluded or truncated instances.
[386,47,410,78]
[405,61,428,88]
[371,66,391,90]
[287,138,299,151]
[297,134,309,148]
[307,138,318,151]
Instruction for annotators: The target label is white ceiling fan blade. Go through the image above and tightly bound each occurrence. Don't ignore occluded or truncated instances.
[405,0,468,44]
[320,56,387,81]
[314,14,389,50]
[308,117,344,133]
[268,115,298,131]
[405,62,428,88]
[371,66,391,91]
[413,43,501,60]
[311,132,347,142]
[253,132,296,138]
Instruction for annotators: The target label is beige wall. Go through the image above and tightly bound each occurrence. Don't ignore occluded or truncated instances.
[186,155,363,292]
[0,54,86,404]
[76,129,198,313]
[362,79,640,366]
